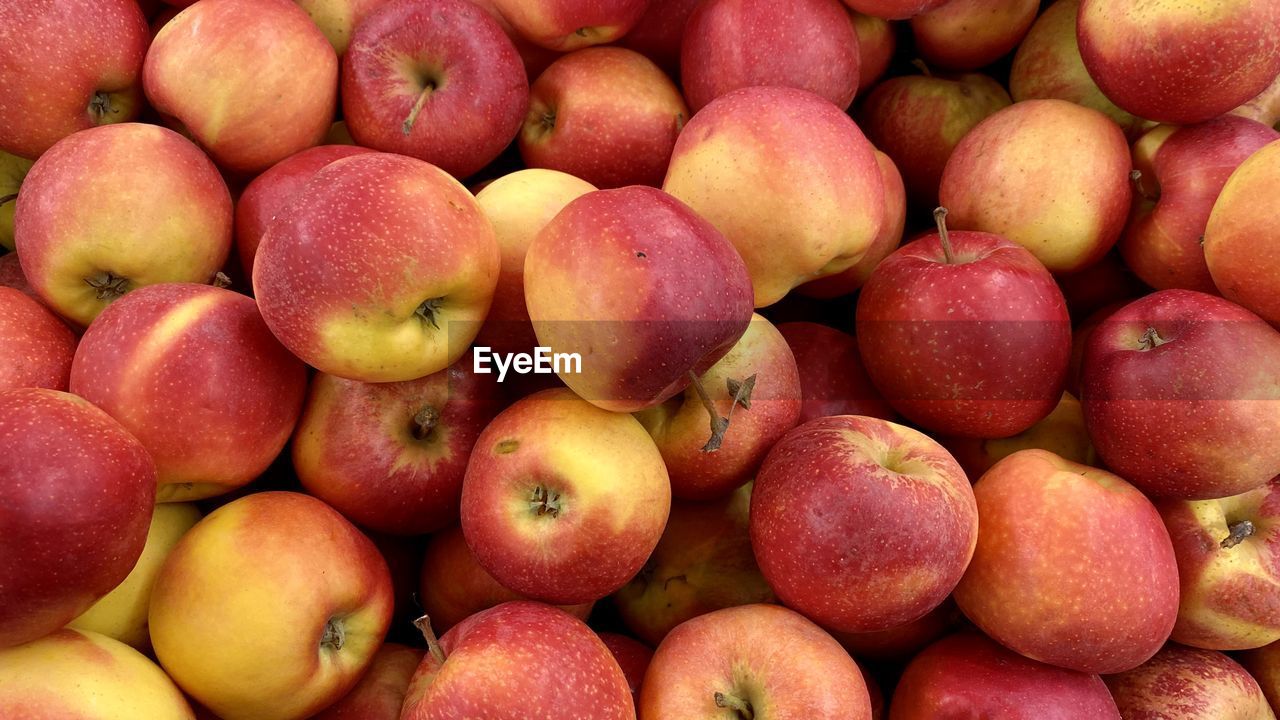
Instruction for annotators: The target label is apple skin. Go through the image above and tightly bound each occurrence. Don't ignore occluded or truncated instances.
[460,388,671,604]
[1082,289,1280,499]
[852,12,895,90]
[680,0,861,113]
[940,392,1096,480]
[953,449,1180,674]
[521,47,687,188]
[1232,72,1280,128]
[0,285,76,392]
[144,0,337,175]
[400,601,635,720]
[472,168,596,357]
[487,0,650,51]
[829,599,961,663]
[68,503,202,651]
[599,632,653,710]
[1077,0,1280,125]
[890,632,1121,719]
[910,0,1038,71]
[619,0,702,76]
[0,255,37,299]
[149,491,395,720]
[939,99,1133,273]
[0,388,156,649]
[0,150,33,250]
[417,524,593,634]
[1057,251,1150,323]
[292,355,503,536]
[775,322,895,423]
[1121,116,1279,293]
[312,643,423,720]
[1241,641,1280,711]
[635,314,802,500]
[465,0,563,79]
[234,144,375,280]
[0,0,148,160]
[296,0,392,55]
[663,86,885,307]
[1206,139,1280,326]
[856,228,1072,439]
[839,0,948,20]
[858,72,1011,208]
[0,629,195,719]
[342,0,528,180]
[14,122,232,327]
[613,483,775,646]
[1157,479,1280,651]
[70,283,308,502]
[751,415,978,634]
[523,185,753,412]
[639,604,871,720]
[1008,0,1140,135]
[1106,644,1275,720]
[253,152,500,383]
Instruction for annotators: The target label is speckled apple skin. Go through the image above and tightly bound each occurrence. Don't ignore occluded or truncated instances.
[488,0,651,52]
[312,643,423,720]
[776,322,894,423]
[0,286,76,391]
[1105,644,1275,720]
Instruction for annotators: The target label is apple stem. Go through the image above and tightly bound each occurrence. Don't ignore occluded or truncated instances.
[413,615,447,665]
[910,58,933,77]
[1222,520,1257,549]
[714,692,754,720]
[1137,327,1167,351]
[88,91,116,122]
[412,407,440,441]
[401,82,436,136]
[688,370,730,453]
[0,193,16,206]
[933,207,955,264]
[211,271,231,289]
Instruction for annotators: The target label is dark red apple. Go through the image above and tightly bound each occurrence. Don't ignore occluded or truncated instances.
[776,321,895,424]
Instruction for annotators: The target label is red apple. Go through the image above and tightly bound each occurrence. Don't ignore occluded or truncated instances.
[1056,251,1150,323]
[680,0,861,113]
[639,604,871,719]
[1067,302,1128,397]
[486,0,651,51]
[253,152,500,383]
[852,12,895,90]
[14,122,232,326]
[830,600,961,663]
[0,388,155,648]
[342,0,528,180]
[940,392,1096,479]
[953,449,1180,674]
[599,632,652,710]
[70,283,307,502]
[312,643,423,720]
[1241,641,1280,711]
[523,185,753,412]
[143,0,338,175]
[1082,289,1280,499]
[0,0,149,159]
[1106,644,1274,720]
[465,0,563,79]
[776,322,895,423]
[0,286,76,392]
[0,253,34,298]
[910,0,1038,71]
[839,0,948,20]
[1206,139,1280,326]
[619,0,702,76]
[751,415,978,633]
[1232,72,1280,128]
[293,353,502,535]
[889,632,1122,719]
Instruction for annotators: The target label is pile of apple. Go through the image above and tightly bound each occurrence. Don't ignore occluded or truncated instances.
[5,0,1280,717]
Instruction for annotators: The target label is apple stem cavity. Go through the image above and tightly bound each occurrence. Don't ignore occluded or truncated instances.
[84,271,130,301]
[320,617,345,652]
[412,406,440,441]
[415,297,445,330]
[933,207,956,264]
[1137,327,1168,351]
[1222,520,1257,549]
[401,81,437,136]
[413,615,447,665]
[714,692,755,720]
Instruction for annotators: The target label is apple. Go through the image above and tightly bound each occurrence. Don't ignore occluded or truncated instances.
[523,185,753,412]
[613,483,775,646]
[400,601,635,719]
[839,0,948,20]
[953,449,1180,674]
[639,604,872,719]
[68,503,202,651]
[751,415,978,633]
[0,150,33,250]
[619,0,702,76]
[292,353,503,536]
[70,283,308,502]
[1008,0,1140,135]
[0,286,76,392]
[775,322,895,423]
[889,632,1122,719]
[418,524,594,634]
[144,0,337,175]
[0,388,155,649]
[460,388,671,604]
[856,216,1072,438]
[465,0,564,79]
[1082,289,1280,499]
[312,643,423,720]
[858,71,1011,208]
[295,0,391,55]
[14,122,232,326]
[0,0,149,160]
[1056,251,1149,322]
[910,0,1037,71]
[1066,302,1128,397]
[663,86,885,307]
[253,152,500,383]
[150,491,395,720]
[1206,139,1280,326]
[940,392,1095,479]
[680,0,861,113]
[1121,116,1279,293]
[234,144,375,280]
[1241,641,1280,711]
[521,47,687,188]
[852,12,896,90]
[829,599,961,663]
[635,314,801,500]
[0,629,194,719]
[939,99,1133,273]
[486,0,651,51]
[1106,644,1275,720]
[599,632,653,710]
[1232,72,1280,128]
[472,168,596,357]
[1158,479,1280,651]
[1077,0,1280,125]
[342,0,528,180]
[0,253,36,299]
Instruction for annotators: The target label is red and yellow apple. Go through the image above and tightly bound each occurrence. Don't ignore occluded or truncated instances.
[1106,644,1275,720]
[940,392,1095,479]
[0,285,76,392]
[910,0,1038,71]
[486,0,651,51]
[1206,139,1280,326]
[313,643,423,720]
